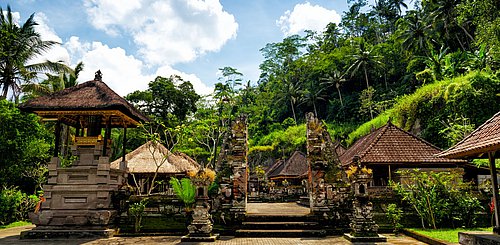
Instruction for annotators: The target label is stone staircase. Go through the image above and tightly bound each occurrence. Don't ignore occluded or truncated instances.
[235,214,326,237]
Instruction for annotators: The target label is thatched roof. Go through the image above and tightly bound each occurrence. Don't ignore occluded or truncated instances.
[19,79,149,124]
[110,141,199,174]
[438,111,500,159]
[267,151,308,179]
[340,121,465,166]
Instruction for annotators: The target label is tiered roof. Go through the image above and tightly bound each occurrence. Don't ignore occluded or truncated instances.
[19,79,148,126]
[267,151,308,179]
[340,122,465,166]
[438,111,500,159]
[110,141,199,174]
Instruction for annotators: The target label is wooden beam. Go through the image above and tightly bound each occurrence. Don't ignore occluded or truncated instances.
[122,125,127,162]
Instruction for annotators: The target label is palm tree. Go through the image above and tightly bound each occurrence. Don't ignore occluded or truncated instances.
[23,62,83,98]
[277,79,303,123]
[320,70,346,107]
[346,42,384,89]
[397,10,435,55]
[0,6,65,102]
[390,0,407,16]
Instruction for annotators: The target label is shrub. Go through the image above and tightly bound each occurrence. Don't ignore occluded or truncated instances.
[386,203,403,234]
[0,187,36,225]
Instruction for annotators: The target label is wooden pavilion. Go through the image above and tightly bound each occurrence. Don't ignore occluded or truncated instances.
[339,121,466,187]
[267,151,308,187]
[110,141,199,194]
[19,71,148,238]
[437,111,500,235]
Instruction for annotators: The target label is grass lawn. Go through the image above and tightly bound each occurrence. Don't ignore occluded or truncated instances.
[0,221,32,229]
[408,227,492,243]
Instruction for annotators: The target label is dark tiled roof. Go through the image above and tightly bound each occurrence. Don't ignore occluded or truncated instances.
[339,122,465,166]
[438,111,500,159]
[19,79,149,123]
[267,151,308,178]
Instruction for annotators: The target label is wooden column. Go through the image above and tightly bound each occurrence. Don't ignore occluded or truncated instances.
[103,117,111,156]
[489,152,500,234]
[54,120,61,157]
[75,116,80,137]
[122,125,127,162]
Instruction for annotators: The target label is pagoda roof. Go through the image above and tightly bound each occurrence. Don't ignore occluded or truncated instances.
[267,151,308,179]
[340,121,465,166]
[437,111,500,159]
[111,141,200,174]
[19,79,148,125]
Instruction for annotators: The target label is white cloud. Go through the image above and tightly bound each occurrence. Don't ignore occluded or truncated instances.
[156,66,213,95]
[32,13,71,64]
[277,2,341,36]
[83,0,238,65]
[62,37,211,96]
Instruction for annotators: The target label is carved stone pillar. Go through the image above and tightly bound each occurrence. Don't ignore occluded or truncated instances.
[306,113,329,213]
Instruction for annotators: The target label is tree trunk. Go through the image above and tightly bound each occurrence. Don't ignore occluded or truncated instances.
[290,100,297,124]
[364,65,369,89]
[336,83,343,107]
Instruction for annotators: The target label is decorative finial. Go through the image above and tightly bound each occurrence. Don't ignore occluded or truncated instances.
[94,70,102,81]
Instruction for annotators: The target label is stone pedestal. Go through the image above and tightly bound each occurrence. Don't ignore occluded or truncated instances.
[21,143,127,239]
[182,203,219,242]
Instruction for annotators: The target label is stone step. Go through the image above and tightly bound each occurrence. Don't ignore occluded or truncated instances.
[244,214,316,222]
[241,221,319,230]
[235,229,326,237]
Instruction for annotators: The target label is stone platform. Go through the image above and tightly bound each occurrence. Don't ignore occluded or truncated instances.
[343,233,387,242]
[20,228,117,239]
[459,231,500,245]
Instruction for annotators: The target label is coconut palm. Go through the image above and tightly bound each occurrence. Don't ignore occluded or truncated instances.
[320,70,346,107]
[397,10,435,55]
[346,42,384,89]
[0,6,66,102]
[23,62,83,98]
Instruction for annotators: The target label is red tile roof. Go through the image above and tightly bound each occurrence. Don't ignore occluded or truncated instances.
[437,111,500,159]
[19,79,149,123]
[340,121,465,166]
[267,151,308,179]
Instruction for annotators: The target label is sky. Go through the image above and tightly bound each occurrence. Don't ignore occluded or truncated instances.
[3,0,352,96]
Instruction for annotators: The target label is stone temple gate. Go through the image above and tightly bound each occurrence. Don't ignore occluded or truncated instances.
[216,112,346,218]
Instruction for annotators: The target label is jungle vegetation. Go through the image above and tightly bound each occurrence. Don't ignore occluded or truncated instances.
[0,0,500,224]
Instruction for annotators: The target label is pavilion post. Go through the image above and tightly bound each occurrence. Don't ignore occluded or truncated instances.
[103,117,111,156]
[54,120,61,157]
[489,152,500,234]
[122,125,127,162]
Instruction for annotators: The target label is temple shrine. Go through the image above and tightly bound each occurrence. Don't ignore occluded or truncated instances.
[18,71,148,238]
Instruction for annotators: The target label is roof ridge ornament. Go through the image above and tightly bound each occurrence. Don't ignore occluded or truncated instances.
[94,70,102,81]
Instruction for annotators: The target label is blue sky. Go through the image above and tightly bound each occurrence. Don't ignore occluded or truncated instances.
[3,0,351,96]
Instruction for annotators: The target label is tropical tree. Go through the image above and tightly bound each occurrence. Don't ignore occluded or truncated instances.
[346,41,384,89]
[320,70,346,107]
[22,62,83,98]
[397,10,435,55]
[0,6,66,102]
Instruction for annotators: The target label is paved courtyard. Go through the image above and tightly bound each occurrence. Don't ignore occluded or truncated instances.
[0,225,430,245]
[0,203,431,244]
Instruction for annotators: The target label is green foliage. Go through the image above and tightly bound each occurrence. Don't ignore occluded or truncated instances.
[348,72,500,148]
[169,177,195,208]
[0,187,38,225]
[0,100,51,193]
[0,221,32,229]
[126,75,200,126]
[386,203,403,233]
[128,198,148,232]
[391,169,482,229]
[408,228,492,243]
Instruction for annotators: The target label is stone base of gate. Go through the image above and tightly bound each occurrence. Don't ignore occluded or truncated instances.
[20,228,117,239]
[181,233,220,242]
[343,233,387,243]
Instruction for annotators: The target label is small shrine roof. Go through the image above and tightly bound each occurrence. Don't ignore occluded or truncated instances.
[19,79,148,125]
[110,141,200,174]
[267,151,308,179]
[438,111,500,159]
[340,121,465,166]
